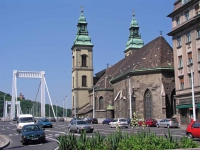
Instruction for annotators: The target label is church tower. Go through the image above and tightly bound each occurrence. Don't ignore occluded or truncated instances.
[124,12,144,57]
[71,9,94,117]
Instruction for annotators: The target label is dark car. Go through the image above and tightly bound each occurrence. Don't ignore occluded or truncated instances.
[38,118,53,128]
[20,124,45,145]
[102,118,113,125]
[49,117,56,122]
[13,116,18,121]
[186,120,200,139]
[89,118,98,124]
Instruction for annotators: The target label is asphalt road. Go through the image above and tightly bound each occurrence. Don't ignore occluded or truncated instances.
[0,120,188,150]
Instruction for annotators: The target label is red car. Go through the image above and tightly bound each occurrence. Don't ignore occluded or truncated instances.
[138,118,157,127]
[186,120,200,139]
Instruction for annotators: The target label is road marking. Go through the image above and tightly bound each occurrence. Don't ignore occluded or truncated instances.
[29,143,42,146]
[45,137,59,150]
[2,128,5,130]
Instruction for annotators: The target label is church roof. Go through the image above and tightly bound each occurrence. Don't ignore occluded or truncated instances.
[95,36,174,88]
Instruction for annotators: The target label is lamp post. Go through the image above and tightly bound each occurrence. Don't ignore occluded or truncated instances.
[127,76,132,118]
[65,96,67,118]
[92,86,95,118]
[189,64,196,121]
[3,94,6,121]
[63,99,65,118]
[74,92,76,118]
[49,103,50,118]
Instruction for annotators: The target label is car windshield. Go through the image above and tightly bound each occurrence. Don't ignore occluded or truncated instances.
[77,121,87,125]
[119,119,127,122]
[20,117,34,123]
[23,125,40,132]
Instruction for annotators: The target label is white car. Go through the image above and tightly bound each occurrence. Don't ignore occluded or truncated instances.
[110,118,129,128]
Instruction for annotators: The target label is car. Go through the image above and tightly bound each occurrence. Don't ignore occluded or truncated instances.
[67,120,94,133]
[102,118,113,125]
[186,120,200,139]
[156,118,179,128]
[138,118,157,127]
[58,117,64,122]
[110,118,129,128]
[38,118,53,128]
[16,114,36,133]
[20,124,46,145]
[13,116,18,121]
[89,118,98,124]
[49,117,56,122]
[82,118,91,123]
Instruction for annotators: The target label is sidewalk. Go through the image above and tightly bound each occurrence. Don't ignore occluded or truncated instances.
[0,135,10,150]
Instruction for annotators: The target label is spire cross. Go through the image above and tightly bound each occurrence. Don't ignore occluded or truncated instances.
[132,10,135,16]
[160,31,163,36]
[80,5,84,12]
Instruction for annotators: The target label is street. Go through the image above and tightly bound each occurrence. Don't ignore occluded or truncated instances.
[0,120,188,150]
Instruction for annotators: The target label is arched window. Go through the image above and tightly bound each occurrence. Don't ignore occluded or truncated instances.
[81,55,87,67]
[144,89,152,119]
[99,96,104,110]
[72,56,75,68]
[82,75,87,87]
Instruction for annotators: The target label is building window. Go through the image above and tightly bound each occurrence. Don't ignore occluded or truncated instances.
[82,75,87,87]
[175,16,180,26]
[99,96,104,110]
[180,77,184,90]
[177,36,182,47]
[178,56,183,68]
[197,28,200,38]
[81,55,87,67]
[73,56,75,67]
[195,4,199,14]
[184,11,190,21]
[186,32,191,43]
[144,89,152,119]
[188,52,193,65]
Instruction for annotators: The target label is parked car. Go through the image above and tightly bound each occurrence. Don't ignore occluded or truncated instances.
[138,118,157,127]
[110,118,129,128]
[49,117,56,122]
[82,118,91,123]
[156,118,179,128]
[13,116,18,121]
[186,120,200,139]
[38,118,53,128]
[89,118,98,124]
[20,124,45,145]
[67,120,94,133]
[58,117,64,122]
[126,118,131,126]
[102,118,113,125]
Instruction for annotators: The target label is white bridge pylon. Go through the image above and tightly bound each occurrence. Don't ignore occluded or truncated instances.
[11,70,56,119]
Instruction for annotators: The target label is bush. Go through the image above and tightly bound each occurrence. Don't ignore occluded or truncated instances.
[57,129,199,150]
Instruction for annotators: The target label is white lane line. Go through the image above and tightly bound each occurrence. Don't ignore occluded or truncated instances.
[45,130,66,134]
[45,137,60,150]
[2,128,5,130]
[29,144,42,147]
[14,133,18,135]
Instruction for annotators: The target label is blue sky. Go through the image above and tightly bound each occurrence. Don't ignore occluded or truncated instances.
[1,0,174,109]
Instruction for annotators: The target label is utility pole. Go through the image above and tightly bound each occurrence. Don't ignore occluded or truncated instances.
[4,94,6,121]
[65,96,67,118]
[56,101,57,119]
[63,99,64,118]
[49,104,50,118]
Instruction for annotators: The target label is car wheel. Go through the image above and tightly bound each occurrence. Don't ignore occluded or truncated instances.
[22,140,26,145]
[110,124,112,128]
[90,130,93,133]
[126,126,128,128]
[187,133,193,139]
[167,125,170,128]
[77,128,80,133]
[156,124,159,128]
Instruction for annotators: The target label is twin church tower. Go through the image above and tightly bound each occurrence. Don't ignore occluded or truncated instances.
[71,9,143,117]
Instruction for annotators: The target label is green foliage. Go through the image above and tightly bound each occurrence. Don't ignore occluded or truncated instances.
[57,129,199,150]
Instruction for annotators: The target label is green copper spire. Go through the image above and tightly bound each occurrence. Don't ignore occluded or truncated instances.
[73,9,93,46]
[125,12,144,53]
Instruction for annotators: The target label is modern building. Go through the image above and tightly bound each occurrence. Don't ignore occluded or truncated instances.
[167,0,200,124]
[71,10,175,120]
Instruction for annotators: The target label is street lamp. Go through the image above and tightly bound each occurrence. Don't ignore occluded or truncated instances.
[74,92,76,118]
[92,86,95,118]
[189,64,196,121]
[65,96,67,118]
[56,101,57,119]
[63,99,65,118]
[3,94,6,121]
[49,103,50,118]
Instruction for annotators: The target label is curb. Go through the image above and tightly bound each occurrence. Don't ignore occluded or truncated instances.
[0,135,10,150]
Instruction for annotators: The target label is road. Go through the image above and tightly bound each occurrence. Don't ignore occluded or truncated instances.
[0,120,187,150]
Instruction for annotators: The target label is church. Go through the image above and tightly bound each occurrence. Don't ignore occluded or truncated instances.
[71,9,176,120]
